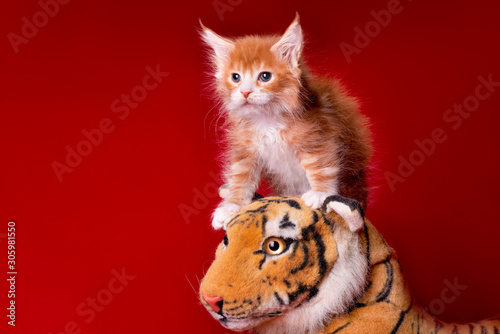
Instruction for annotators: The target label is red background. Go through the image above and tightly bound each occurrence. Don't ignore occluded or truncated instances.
[1,0,499,333]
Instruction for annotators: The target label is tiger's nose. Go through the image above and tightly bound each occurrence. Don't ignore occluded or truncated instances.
[202,294,224,313]
[241,91,251,99]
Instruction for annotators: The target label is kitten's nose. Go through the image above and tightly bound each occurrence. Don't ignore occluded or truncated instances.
[241,91,251,99]
[202,294,224,313]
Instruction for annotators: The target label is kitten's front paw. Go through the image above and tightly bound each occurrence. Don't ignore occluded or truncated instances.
[212,203,241,230]
[301,190,332,209]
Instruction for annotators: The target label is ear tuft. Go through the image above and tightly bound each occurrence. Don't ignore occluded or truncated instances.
[322,195,365,232]
[271,14,303,69]
[199,23,234,63]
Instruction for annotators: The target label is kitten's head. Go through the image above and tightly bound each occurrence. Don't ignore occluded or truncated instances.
[200,14,304,121]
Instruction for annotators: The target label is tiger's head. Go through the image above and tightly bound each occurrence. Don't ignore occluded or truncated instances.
[199,196,368,334]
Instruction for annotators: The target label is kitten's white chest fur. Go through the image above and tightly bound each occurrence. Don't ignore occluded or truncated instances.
[254,125,310,196]
[212,117,335,230]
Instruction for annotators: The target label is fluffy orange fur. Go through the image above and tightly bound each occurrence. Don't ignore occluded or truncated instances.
[201,15,372,228]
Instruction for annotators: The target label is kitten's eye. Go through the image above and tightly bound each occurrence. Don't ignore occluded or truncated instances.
[263,237,287,255]
[231,73,241,83]
[259,72,272,82]
[223,234,229,247]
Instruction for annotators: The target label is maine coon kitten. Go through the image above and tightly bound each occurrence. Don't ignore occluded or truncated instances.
[201,14,372,229]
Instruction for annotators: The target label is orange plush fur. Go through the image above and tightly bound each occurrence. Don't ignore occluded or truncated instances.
[201,15,372,229]
[199,196,500,334]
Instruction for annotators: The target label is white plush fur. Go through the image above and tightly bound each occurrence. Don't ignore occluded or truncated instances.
[255,224,369,334]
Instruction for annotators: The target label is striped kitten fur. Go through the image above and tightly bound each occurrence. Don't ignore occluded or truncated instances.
[201,14,372,229]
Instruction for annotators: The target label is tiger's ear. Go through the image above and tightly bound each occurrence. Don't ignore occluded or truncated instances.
[321,195,365,232]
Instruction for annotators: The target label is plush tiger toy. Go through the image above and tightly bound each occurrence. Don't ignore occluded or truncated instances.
[199,196,500,334]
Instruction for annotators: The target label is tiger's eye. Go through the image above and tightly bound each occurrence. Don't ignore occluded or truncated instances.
[259,72,272,82]
[231,73,241,83]
[269,241,280,251]
[263,237,286,255]
[223,234,229,247]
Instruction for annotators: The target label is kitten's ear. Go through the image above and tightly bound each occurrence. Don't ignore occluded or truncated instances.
[199,20,234,64]
[321,195,365,232]
[271,13,303,69]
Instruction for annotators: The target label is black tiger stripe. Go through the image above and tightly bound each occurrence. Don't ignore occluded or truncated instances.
[259,198,301,210]
[350,302,366,310]
[246,204,269,214]
[494,326,499,334]
[469,324,475,333]
[289,241,299,259]
[301,224,316,239]
[451,325,459,334]
[329,321,351,334]
[253,250,266,270]
[312,210,319,224]
[283,199,301,210]
[279,213,296,229]
[313,232,327,278]
[376,259,394,302]
[307,286,319,301]
[390,301,413,334]
[321,212,331,227]
[291,243,309,274]
[364,223,371,266]
[261,214,268,236]
[390,311,405,334]
[481,326,488,334]
[226,214,242,228]
[274,291,284,305]
[287,282,308,303]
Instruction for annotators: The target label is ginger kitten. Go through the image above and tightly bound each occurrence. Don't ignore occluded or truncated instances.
[201,14,372,229]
